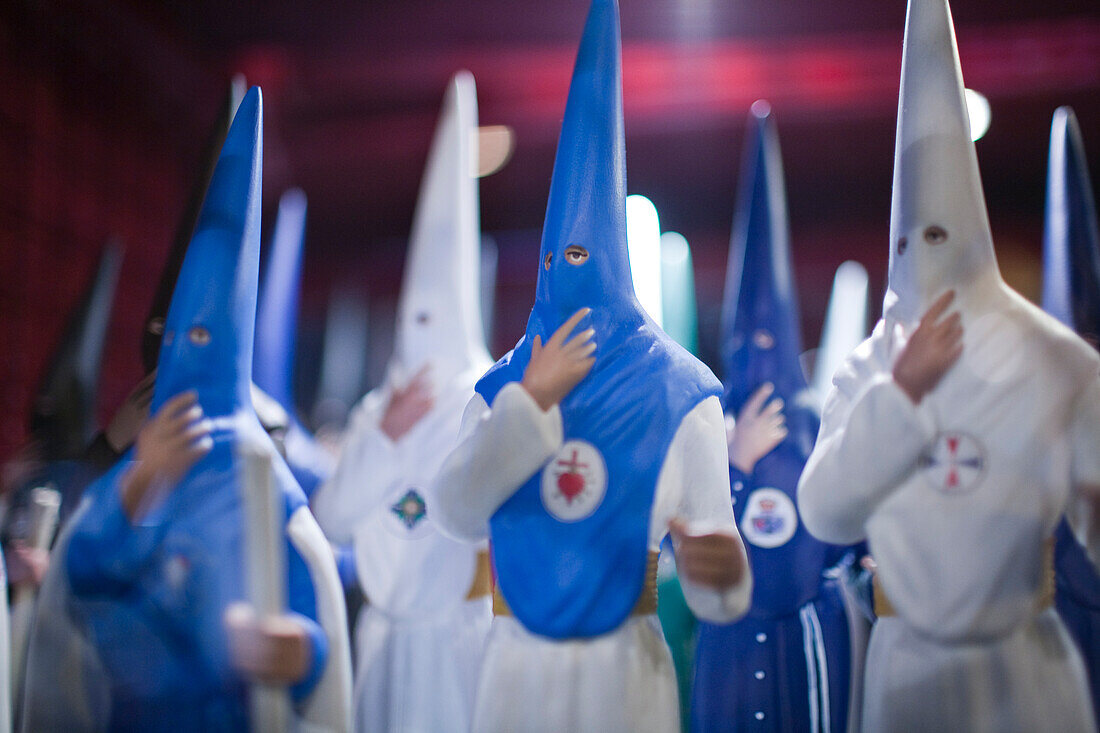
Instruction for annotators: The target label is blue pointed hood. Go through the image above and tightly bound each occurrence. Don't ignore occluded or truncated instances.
[720,101,808,414]
[1042,106,1100,342]
[475,0,720,640]
[151,87,263,417]
[254,188,307,413]
[31,241,123,459]
[253,188,334,496]
[143,77,247,373]
[532,0,635,332]
[477,0,678,401]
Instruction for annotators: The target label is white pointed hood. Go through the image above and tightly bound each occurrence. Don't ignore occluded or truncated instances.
[884,0,1007,327]
[388,71,491,388]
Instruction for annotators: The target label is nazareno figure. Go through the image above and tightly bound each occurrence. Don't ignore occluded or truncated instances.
[430,1,752,731]
[797,0,1100,730]
[62,87,352,731]
[1042,105,1100,722]
[20,79,245,733]
[692,102,855,733]
[311,71,495,732]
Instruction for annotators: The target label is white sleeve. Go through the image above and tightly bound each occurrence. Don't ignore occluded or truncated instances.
[652,396,753,624]
[310,393,400,545]
[797,347,937,545]
[1068,377,1100,568]
[429,382,564,543]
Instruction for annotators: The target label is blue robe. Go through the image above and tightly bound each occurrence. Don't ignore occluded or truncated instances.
[693,431,852,733]
[64,423,327,731]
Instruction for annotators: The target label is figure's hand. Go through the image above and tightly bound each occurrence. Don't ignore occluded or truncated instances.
[380,365,434,442]
[5,542,48,589]
[225,603,312,684]
[105,370,157,453]
[892,291,963,405]
[727,382,787,474]
[121,391,212,520]
[521,308,596,411]
[669,518,746,590]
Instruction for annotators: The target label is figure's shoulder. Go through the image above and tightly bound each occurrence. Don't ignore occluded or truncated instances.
[651,328,722,396]
[830,319,892,396]
[1002,291,1099,387]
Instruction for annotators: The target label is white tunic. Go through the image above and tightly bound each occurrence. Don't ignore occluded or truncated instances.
[311,369,491,733]
[798,303,1100,733]
[430,382,753,733]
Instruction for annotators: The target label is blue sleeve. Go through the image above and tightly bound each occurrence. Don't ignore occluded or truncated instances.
[285,533,329,702]
[66,464,165,598]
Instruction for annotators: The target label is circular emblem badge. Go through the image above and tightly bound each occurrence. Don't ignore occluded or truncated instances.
[920,432,986,495]
[541,440,607,522]
[739,488,798,548]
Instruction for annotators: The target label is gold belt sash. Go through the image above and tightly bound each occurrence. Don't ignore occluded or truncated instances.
[493,550,659,618]
[872,538,1055,618]
[466,550,493,600]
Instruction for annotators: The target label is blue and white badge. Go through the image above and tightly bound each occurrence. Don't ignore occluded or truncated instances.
[740,488,798,548]
[541,440,607,522]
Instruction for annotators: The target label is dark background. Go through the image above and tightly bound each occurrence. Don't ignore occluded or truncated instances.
[2,0,1097,459]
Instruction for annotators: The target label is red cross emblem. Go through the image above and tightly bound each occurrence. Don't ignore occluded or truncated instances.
[541,440,607,522]
[920,432,986,494]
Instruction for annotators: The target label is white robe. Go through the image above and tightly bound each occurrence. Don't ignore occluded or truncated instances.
[798,303,1100,733]
[312,370,491,733]
[430,382,753,733]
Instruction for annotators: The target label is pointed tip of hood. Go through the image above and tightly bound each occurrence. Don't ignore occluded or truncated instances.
[254,186,308,412]
[31,241,125,458]
[143,76,252,373]
[532,0,635,331]
[390,70,490,384]
[719,102,805,407]
[152,85,264,415]
[885,0,1000,325]
[1042,105,1100,335]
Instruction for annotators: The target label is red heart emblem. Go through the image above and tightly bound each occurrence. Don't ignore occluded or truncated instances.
[557,472,585,503]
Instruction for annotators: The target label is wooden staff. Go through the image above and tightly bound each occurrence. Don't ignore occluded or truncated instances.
[239,448,292,733]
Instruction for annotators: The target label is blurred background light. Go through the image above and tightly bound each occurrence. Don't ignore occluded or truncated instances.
[626,194,664,328]
[964,88,992,142]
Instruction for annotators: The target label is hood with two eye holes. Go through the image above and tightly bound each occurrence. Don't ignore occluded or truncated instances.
[388,71,492,391]
[884,0,1007,328]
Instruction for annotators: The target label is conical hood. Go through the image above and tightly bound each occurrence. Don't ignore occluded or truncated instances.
[254,188,307,413]
[720,101,805,411]
[142,76,247,373]
[884,0,1004,326]
[31,242,123,460]
[811,261,870,407]
[1041,107,1100,343]
[476,0,721,640]
[389,70,490,386]
[151,86,263,417]
[529,0,638,336]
